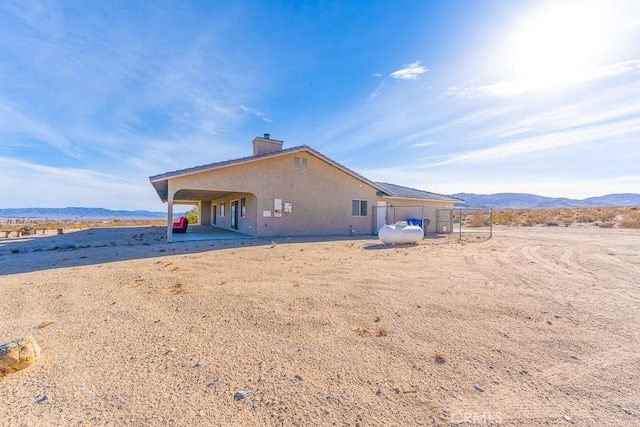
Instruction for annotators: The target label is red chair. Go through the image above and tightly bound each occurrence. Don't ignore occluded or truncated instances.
[172,217,189,233]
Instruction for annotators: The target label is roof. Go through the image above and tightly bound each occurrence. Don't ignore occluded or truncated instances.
[149,144,464,204]
[149,145,389,202]
[376,182,464,203]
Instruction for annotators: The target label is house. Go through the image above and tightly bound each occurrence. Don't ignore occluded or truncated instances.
[149,135,463,242]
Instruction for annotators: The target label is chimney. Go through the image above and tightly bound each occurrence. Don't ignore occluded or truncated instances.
[252,134,283,156]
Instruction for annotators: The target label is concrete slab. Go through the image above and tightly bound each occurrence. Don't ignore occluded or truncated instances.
[171,225,251,242]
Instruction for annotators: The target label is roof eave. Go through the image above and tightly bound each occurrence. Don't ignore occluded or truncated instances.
[149,145,389,194]
[379,195,463,203]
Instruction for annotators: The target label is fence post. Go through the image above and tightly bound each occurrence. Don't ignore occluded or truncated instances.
[490,208,493,238]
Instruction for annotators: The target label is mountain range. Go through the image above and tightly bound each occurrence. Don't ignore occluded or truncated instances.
[451,193,640,209]
[0,207,172,220]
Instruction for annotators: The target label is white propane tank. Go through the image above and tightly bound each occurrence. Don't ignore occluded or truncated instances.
[378,224,424,244]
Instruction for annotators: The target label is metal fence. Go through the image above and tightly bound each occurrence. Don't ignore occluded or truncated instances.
[372,205,455,235]
[453,208,493,242]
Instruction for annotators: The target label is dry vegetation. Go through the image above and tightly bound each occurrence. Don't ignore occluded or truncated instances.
[0,219,167,236]
[460,206,640,229]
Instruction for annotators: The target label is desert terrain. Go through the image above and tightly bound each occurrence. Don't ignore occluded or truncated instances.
[1,224,639,426]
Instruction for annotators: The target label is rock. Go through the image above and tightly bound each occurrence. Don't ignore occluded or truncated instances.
[564,415,572,421]
[234,390,251,401]
[46,245,60,251]
[474,384,484,392]
[0,336,41,376]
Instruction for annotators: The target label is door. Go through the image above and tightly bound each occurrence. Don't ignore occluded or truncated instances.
[436,208,453,233]
[212,204,217,225]
[231,200,239,230]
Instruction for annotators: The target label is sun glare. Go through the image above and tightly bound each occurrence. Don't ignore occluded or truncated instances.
[500,1,621,80]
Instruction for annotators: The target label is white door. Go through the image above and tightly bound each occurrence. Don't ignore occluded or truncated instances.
[376,201,387,232]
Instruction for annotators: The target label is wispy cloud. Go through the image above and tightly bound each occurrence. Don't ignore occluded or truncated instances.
[450,60,640,97]
[0,100,82,159]
[390,61,428,80]
[0,156,162,209]
[428,113,640,167]
[410,141,438,148]
[240,105,272,122]
[367,82,385,100]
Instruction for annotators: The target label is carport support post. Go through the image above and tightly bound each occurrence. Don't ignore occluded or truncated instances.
[167,198,174,243]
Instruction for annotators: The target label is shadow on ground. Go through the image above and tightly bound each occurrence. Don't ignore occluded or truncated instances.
[0,227,392,275]
[362,233,447,250]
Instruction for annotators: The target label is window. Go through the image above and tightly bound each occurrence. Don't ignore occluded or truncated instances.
[351,199,367,217]
[240,197,246,217]
[220,202,226,217]
[293,156,308,169]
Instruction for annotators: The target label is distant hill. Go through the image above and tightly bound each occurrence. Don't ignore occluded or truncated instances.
[452,193,640,209]
[0,207,177,220]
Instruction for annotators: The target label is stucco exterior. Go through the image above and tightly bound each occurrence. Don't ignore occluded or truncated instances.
[150,136,462,241]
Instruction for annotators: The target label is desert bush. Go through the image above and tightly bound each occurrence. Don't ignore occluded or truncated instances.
[598,222,615,228]
[493,210,519,226]
[595,207,618,222]
[576,213,595,223]
[467,211,487,227]
[184,207,198,224]
[620,209,640,229]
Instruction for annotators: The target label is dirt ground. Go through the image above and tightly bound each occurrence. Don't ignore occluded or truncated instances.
[0,226,638,426]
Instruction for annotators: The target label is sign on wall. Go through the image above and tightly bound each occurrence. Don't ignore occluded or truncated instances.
[274,198,282,217]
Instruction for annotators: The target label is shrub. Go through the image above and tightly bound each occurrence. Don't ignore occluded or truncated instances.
[598,222,615,228]
[184,207,198,224]
[620,209,640,229]
[467,211,487,227]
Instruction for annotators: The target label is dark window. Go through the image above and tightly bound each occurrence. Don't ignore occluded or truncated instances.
[352,200,367,216]
[240,197,246,217]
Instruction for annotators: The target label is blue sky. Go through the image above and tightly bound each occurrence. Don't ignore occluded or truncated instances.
[1,0,639,211]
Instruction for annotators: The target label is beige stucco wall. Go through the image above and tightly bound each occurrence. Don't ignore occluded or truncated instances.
[167,151,379,237]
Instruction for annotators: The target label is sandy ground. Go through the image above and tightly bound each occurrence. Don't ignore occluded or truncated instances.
[0,226,639,426]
